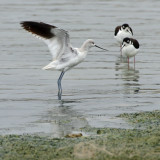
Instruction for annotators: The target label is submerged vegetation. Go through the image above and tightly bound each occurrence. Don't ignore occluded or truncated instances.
[0,111,160,160]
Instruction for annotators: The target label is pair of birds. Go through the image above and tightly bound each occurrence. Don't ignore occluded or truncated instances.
[114,23,140,66]
[20,21,139,100]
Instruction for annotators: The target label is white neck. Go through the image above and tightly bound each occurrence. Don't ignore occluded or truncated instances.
[79,41,91,53]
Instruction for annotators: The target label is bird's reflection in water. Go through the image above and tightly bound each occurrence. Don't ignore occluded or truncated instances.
[43,99,89,137]
[115,56,140,95]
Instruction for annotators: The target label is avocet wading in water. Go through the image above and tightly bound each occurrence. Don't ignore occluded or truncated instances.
[121,37,140,68]
[20,21,108,100]
[114,24,133,47]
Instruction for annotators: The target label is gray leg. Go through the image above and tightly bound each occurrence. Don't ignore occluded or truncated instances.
[57,71,65,100]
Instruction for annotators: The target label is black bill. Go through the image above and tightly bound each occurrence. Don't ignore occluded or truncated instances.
[95,45,108,51]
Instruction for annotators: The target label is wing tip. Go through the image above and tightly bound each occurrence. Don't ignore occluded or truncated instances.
[20,21,33,32]
[20,21,56,39]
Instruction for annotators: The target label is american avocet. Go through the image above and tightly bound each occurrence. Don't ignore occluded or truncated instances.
[121,37,140,68]
[20,21,108,100]
[114,24,133,47]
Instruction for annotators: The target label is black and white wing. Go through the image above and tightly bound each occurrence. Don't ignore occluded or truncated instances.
[20,21,77,60]
[114,25,121,36]
[129,27,133,36]
[130,38,139,49]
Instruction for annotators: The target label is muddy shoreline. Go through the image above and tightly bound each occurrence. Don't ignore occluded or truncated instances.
[1,110,159,160]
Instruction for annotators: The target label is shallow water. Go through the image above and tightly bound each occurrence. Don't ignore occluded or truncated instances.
[0,0,160,137]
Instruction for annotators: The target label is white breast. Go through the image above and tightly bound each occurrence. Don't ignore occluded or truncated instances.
[122,45,139,58]
[50,49,86,71]
[115,30,133,44]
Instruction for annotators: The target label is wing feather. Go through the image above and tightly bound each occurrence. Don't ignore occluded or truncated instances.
[114,26,121,36]
[20,21,77,60]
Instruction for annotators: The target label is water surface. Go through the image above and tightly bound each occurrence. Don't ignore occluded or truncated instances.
[0,0,160,137]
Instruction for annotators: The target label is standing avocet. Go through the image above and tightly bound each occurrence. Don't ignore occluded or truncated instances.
[20,21,108,100]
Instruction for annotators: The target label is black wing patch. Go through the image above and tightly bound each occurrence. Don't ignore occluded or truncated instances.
[129,27,133,35]
[114,26,121,36]
[130,38,139,49]
[20,21,56,39]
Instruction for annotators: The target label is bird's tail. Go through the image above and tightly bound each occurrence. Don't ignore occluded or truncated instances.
[42,62,55,70]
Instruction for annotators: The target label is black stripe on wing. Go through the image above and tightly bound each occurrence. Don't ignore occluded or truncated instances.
[130,38,139,49]
[20,21,56,39]
[129,27,133,35]
[114,26,121,36]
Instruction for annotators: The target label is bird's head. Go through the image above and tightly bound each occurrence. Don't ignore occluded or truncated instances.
[121,24,132,34]
[82,39,108,52]
[121,37,131,48]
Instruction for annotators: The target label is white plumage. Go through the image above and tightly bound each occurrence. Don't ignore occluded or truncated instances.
[122,45,139,58]
[114,24,133,46]
[20,21,107,100]
[121,37,140,68]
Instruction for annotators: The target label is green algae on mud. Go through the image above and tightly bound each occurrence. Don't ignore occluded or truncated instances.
[0,111,160,160]
[118,110,160,129]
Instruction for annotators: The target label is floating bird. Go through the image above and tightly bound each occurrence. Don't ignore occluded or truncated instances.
[20,21,108,100]
[121,37,140,68]
[114,23,133,46]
